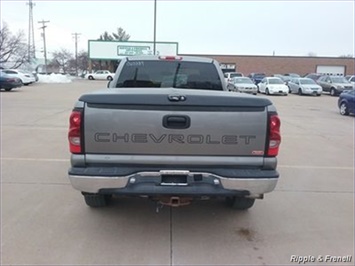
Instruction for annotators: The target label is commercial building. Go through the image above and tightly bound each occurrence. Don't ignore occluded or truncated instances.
[88,40,354,76]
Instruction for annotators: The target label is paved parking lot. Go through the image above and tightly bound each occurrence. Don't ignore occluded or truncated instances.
[1,80,353,265]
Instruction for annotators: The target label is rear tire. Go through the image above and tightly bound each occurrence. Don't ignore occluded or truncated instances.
[226,197,255,210]
[266,88,270,95]
[107,76,113,81]
[82,193,110,207]
[4,88,12,91]
[339,102,349,116]
[88,76,94,80]
[330,88,336,96]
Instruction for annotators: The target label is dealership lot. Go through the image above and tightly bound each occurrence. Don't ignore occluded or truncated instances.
[1,80,353,265]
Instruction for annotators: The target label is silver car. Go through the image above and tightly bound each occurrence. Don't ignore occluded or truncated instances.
[288,78,322,96]
[227,77,258,95]
[345,75,355,85]
[317,76,354,96]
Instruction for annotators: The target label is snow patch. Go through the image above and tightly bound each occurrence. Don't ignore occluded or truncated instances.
[37,73,73,83]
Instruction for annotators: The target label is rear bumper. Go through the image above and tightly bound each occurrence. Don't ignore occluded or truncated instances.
[303,90,322,95]
[68,167,279,197]
[269,88,288,95]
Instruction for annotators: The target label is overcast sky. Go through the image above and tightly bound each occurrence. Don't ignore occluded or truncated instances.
[1,0,354,58]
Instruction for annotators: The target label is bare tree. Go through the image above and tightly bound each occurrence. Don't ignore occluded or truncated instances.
[51,48,73,73]
[77,50,88,71]
[339,54,354,58]
[0,22,28,69]
[307,52,317,57]
[66,50,88,73]
[112,27,130,41]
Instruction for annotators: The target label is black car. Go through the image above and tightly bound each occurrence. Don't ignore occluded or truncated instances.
[338,90,355,116]
[0,72,23,91]
[248,73,266,85]
[304,73,324,82]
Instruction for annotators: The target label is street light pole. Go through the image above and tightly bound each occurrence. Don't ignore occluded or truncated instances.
[153,0,157,55]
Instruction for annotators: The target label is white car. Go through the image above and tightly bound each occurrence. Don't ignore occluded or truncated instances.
[227,77,258,95]
[86,70,114,80]
[224,72,244,84]
[0,69,36,85]
[258,77,288,95]
[288,78,322,96]
[345,75,355,85]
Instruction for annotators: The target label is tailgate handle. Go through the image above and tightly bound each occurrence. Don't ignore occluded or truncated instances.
[163,115,190,129]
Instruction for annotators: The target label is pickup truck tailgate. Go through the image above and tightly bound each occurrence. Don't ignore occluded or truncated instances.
[80,89,272,156]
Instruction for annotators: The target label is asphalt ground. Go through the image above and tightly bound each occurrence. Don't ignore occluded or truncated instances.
[1,80,354,265]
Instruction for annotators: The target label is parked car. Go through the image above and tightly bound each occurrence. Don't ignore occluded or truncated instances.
[248,73,266,85]
[257,77,288,95]
[338,90,355,116]
[273,74,292,90]
[85,70,114,80]
[0,72,23,91]
[304,73,324,82]
[317,75,354,96]
[288,78,322,96]
[224,72,244,84]
[345,75,355,85]
[0,69,36,85]
[227,77,258,95]
[283,73,300,78]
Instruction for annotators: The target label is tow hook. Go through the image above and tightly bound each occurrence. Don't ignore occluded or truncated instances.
[159,197,192,207]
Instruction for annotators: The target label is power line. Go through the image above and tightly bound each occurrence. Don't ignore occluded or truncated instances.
[38,19,49,74]
[72,32,81,76]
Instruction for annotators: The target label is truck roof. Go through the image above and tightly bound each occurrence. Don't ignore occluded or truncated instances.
[125,55,215,63]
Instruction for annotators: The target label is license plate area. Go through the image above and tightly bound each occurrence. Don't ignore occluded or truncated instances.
[161,175,188,186]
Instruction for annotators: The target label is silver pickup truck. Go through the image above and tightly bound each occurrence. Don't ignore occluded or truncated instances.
[68,56,281,210]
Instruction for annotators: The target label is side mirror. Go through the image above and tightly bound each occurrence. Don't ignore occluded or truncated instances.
[107,80,111,88]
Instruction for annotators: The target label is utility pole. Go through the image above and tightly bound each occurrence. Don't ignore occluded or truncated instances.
[38,20,49,74]
[72,33,81,76]
[27,0,36,61]
[153,0,157,55]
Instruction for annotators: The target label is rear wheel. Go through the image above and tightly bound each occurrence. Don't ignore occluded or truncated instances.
[339,102,349,116]
[266,88,270,95]
[330,88,336,96]
[107,76,113,81]
[4,88,12,91]
[82,193,111,207]
[88,75,94,80]
[226,197,255,210]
